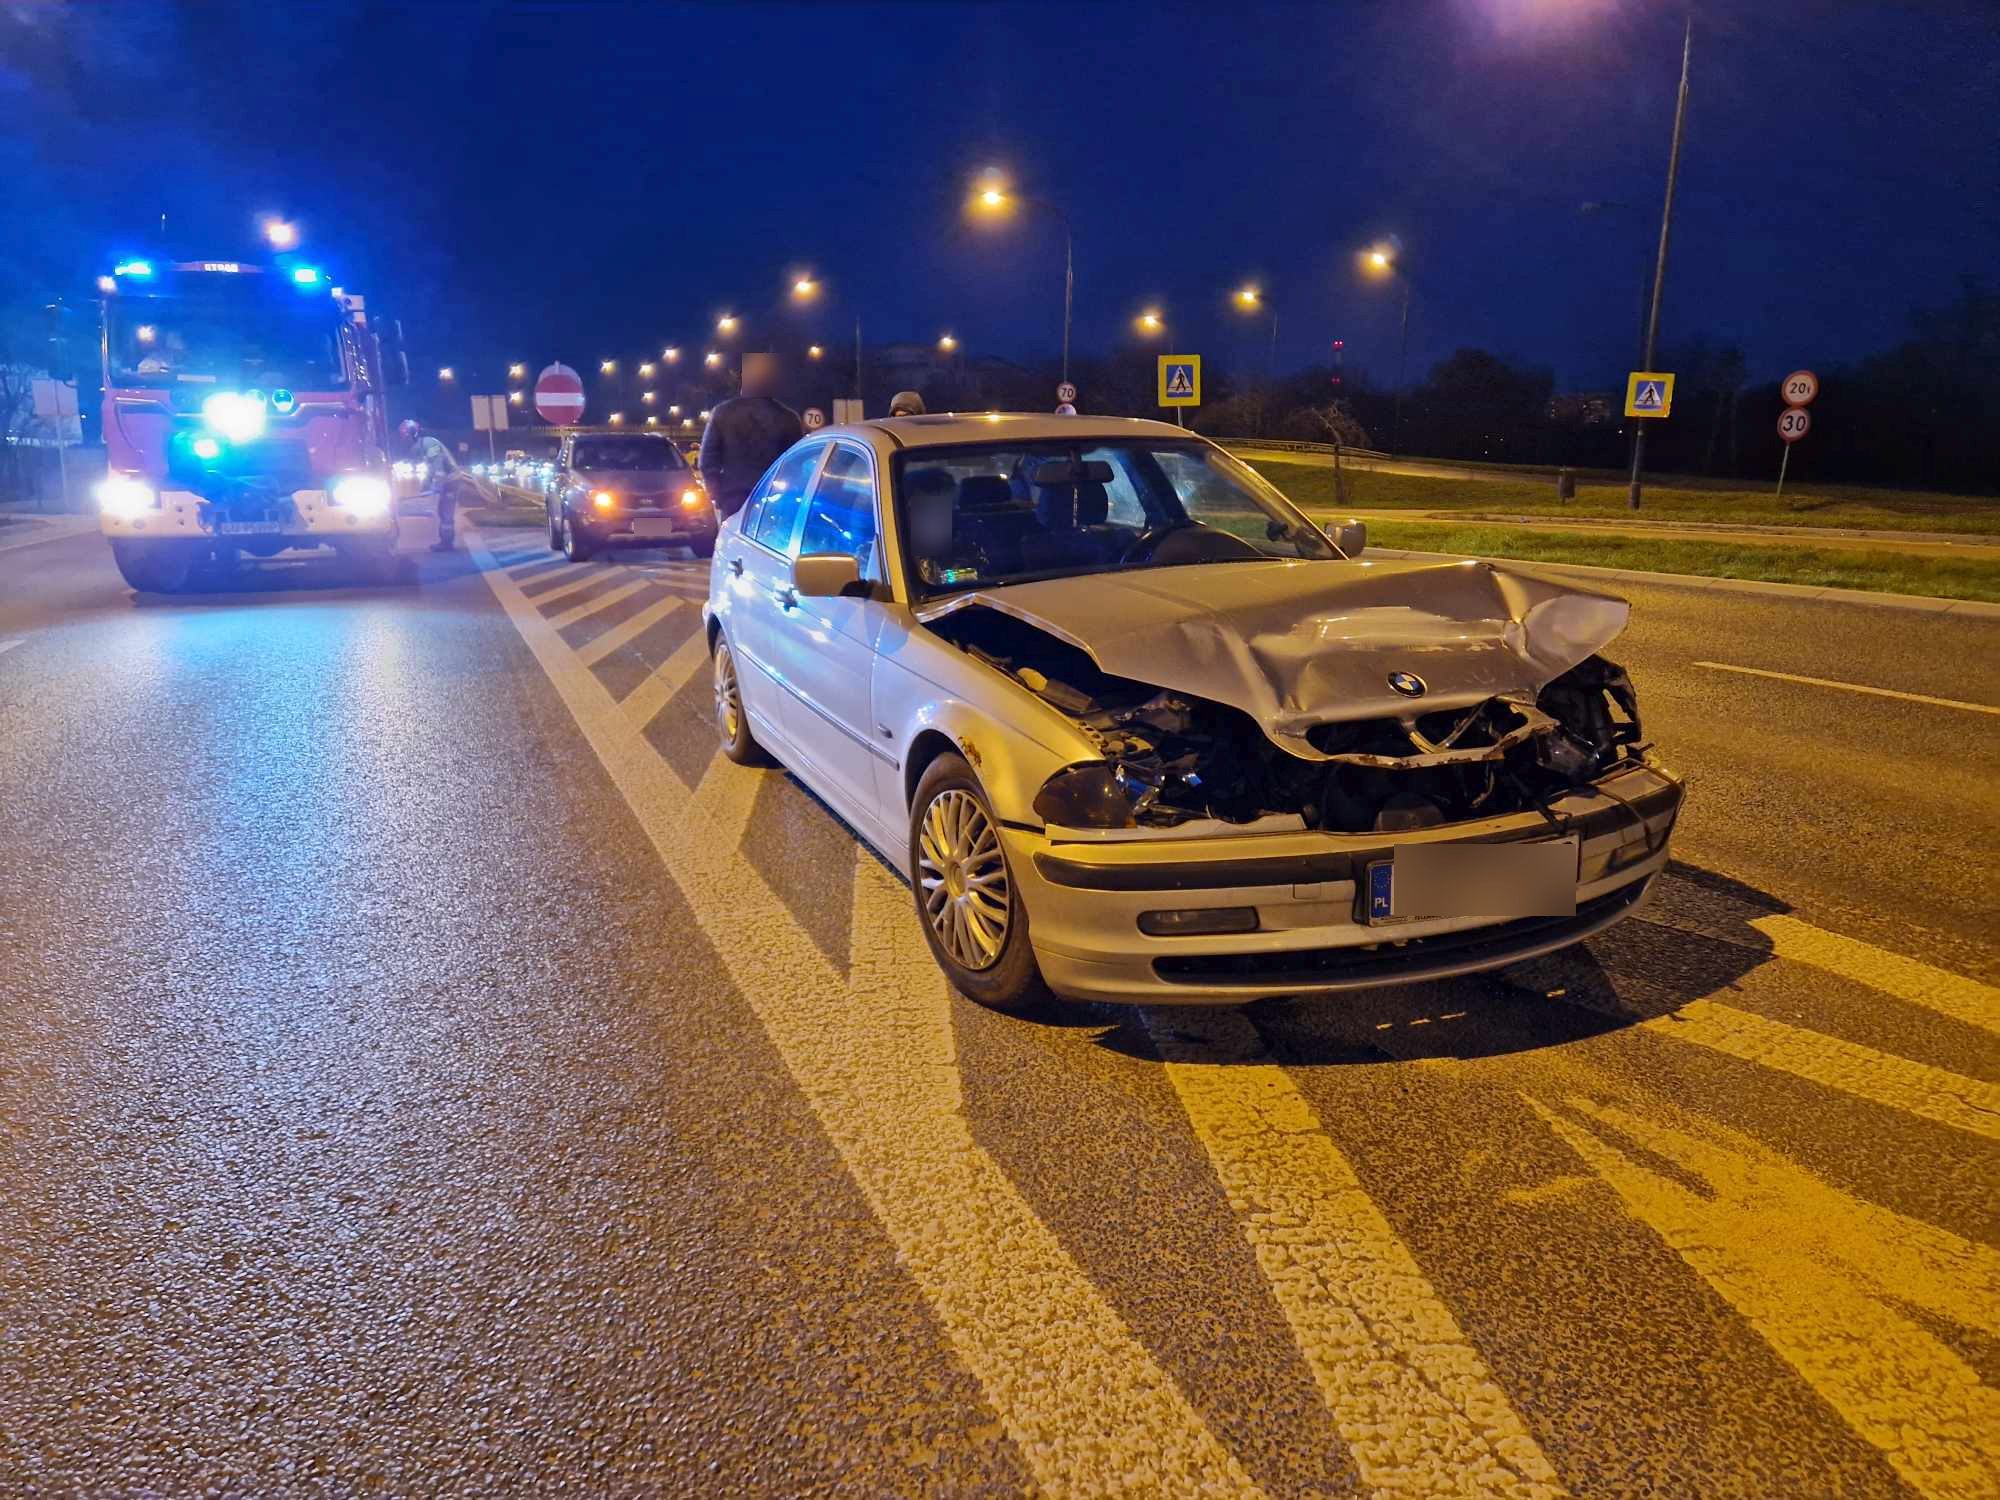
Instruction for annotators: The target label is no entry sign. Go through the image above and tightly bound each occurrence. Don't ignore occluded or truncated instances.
[534,362,585,425]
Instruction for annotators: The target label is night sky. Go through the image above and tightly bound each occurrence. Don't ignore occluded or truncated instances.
[3,0,1994,393]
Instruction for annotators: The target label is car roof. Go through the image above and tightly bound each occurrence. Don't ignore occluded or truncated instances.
[819,412,1207,449]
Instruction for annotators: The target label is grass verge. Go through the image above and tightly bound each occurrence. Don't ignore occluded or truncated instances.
[1251,460,2000,536]
[1364,521,2000,603]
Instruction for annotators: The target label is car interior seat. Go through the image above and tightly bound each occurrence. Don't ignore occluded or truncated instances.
[1018,479,1119,571]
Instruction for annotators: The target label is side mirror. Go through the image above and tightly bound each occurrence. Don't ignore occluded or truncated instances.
[1324,518,1366,557]
[793,551,864,599]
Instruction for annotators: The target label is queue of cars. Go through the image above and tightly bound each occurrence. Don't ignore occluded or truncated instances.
[695,413,1684,1010]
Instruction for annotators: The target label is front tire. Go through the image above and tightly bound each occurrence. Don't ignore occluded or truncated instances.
[548,508,563,552]
[561,512,596,562]
[712,636,769,766]
[909,753,1050,1012]
[110,539,195,594]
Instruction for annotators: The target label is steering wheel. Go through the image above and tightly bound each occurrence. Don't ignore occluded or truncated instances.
[1119,523,1260,566]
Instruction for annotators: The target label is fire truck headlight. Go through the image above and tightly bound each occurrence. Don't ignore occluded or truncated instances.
[191,435,223,461]
[96,475,157,520]
[201,392,266,443]
[332,475,393,517]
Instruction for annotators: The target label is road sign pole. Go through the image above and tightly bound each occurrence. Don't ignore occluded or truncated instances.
[1775,442,1791,500]
[1628,13,1692,511]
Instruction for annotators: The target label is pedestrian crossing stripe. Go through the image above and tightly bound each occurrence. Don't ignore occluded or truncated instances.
[1625,369,1675,418]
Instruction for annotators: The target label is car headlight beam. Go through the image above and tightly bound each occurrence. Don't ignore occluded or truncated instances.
[95,474,158,521]
[332,474,393,518]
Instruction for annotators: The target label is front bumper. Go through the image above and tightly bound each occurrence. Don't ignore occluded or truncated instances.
[99,489,433,550]
[580,508,718,548]
[1007,759,1683,1004]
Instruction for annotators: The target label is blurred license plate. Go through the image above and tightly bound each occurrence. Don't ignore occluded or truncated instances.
[630,517,680,538]
[218,521,286,535]
[1368,836,1579,924]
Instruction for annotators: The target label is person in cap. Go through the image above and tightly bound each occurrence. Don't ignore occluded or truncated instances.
[889,390,926,418]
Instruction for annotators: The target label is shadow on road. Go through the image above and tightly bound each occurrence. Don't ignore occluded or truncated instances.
[1079,861,1790,1067]
[127,547,489,605]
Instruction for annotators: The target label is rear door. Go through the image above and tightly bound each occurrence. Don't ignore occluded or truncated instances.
[767,440,889,818]
[715,441,825,741]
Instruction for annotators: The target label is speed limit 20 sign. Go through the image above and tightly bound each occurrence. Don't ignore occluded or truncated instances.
[1781,369,1819,407]
[1777,407,1811,443]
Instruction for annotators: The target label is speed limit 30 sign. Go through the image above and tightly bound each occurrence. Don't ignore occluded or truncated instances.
[1777,407,1811,443]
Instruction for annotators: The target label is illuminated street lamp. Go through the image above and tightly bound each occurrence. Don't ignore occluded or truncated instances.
[681,417,694,429]
[791,276,819,301]
[96,275,116,294]
[807,344,824,360]
[716,314,738,336]
[938,333,958,352]
[1135,308,1165,337]
[262,218,298,250]
[437,366,455,381]
[642,390,656,404]
[639,362,655,378]
[508,390,524,406]
[668,404,681,416]
[704,350,721,367]
[1360,243,1414,451]
[600,359,617,374]
[646,414,658,426]
[508,363,526,380]
[662,346,681,363]
[608,412,624,425]
[969,172,1075,382]
[698,409,711,422]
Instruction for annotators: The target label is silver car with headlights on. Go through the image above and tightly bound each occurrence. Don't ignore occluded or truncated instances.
[702,414,1682,1009]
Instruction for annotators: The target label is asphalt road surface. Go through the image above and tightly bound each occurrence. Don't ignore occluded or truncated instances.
[2,523,1995,1498]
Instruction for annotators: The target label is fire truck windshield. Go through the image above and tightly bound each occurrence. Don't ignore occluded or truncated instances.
[107,287,344,391]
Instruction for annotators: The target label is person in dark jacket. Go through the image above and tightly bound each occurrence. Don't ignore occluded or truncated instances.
[698,355,803,519]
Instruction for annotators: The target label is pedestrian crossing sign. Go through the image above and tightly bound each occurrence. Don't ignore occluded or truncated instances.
[1624,371,1675,418]
[1158,355,1202,407]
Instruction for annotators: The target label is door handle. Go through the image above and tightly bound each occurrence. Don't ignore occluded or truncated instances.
[728,557,744,576]
[775,586,798,610]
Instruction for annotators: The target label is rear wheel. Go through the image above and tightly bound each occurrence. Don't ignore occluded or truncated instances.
[909,753,1051,1013]
[712,635,769,766]
[547,508,563,552]
[688,534,716,559]
[109,539,195,594]
[561,511,596,562]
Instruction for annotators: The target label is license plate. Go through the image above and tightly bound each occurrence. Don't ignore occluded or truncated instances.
[217,521,287,535]
[1367,836,1580,924]
[630,517,681,539]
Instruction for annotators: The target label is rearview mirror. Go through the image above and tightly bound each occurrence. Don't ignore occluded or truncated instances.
[1324,518,1366,557]
[793,552,864,599]
[1030,458,1114,486]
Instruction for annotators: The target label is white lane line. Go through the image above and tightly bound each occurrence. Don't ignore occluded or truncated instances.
[545,578,651,632]
[574,595,686,669]
[466,526,1263,1498]
[1691,661,1999,716]
[1748,914,2000,1038]
[619,627,710,727]
[0,638,22,658]
[1148,1010,1564,1498]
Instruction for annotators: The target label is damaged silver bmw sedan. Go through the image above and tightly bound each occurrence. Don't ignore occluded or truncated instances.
[703,414,1683,1008]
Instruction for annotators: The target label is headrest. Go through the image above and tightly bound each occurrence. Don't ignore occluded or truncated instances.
[905,467,955,501]
[958,475,1016,512]
[1035,480,1109,529]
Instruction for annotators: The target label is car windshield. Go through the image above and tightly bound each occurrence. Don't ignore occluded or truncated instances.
[572,436,685,471]
[106,291,344,390]
[894,438,1335,593]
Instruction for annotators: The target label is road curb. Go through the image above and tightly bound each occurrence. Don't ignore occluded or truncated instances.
[1364,547,2000,618]
[0,515,100,554]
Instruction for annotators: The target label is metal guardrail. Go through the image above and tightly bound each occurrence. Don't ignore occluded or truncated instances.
[1217,439,1392,461]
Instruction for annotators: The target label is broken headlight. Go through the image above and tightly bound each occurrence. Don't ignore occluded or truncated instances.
[1033,762,1165,828]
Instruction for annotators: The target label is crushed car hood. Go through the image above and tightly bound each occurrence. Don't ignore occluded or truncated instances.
[918,558,1630,757]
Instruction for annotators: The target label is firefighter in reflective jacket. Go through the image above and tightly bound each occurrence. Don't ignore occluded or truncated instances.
[400,419,459,550]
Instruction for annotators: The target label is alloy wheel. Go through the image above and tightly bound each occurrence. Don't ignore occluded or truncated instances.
[917,788,1010,971]
[714,645,742,744]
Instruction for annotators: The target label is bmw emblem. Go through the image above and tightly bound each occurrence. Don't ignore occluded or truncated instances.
[1388,671,1426,698]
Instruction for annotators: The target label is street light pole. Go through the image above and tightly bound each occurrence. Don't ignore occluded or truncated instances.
[1628,15,1693,510]
[1392,277,1411,454]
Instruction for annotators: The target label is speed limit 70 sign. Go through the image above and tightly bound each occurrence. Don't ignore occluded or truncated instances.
[1777,407,1811,443]
[1781,369,1819,406]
